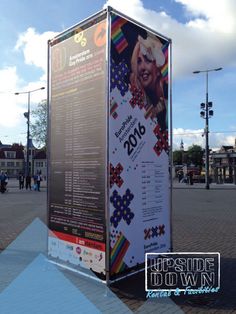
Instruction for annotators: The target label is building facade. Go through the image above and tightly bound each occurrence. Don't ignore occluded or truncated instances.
[0,142,24,177]
[211,144,236,184]
[33,149,47,179]
[0,140,47,179]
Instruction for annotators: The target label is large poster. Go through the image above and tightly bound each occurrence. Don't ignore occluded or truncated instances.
[48,16,107,276]
[109,13,170,278]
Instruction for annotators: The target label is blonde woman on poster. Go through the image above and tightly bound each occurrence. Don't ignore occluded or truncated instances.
[130,34,167,130]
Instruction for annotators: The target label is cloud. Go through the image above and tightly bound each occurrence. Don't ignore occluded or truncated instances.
[173,128,204,149]
[13,1,236,79]
[0,28,54,132]
[176,0,236,33]
[0,65,47,133]
[173,128,236,150]
[104,0,236,77]
[15,27,58,74]
[0,67,24,127]
[2,0,235,147]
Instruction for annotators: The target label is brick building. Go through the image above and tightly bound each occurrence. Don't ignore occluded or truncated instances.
[0,140,47,179]
[0,142,24,177]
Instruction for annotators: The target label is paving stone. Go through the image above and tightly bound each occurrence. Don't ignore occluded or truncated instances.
[0,180,236,313]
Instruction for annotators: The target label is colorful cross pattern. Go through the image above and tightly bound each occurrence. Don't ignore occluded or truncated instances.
[153,124,168,156]
[111,15,128,54]
[110,98,118,119]
[144,224,165,240]
[110,59,129,96]
[110,189,134,228]
[110,163,124,188]
[129,86,145,109]
[144,103,156,120]
[110,232,129,274]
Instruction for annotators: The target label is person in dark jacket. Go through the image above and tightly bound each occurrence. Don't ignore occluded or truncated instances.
[18,172,25,190]
[26,174,32,190]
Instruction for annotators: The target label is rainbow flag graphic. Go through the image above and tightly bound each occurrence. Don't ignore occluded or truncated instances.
[111,233,130,274]
[111,15,128,54]
[161,42,169,82]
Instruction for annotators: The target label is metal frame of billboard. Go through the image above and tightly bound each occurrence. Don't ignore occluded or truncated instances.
[47,6,172,286]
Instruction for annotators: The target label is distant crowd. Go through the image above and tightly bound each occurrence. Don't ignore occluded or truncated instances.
[18,171,43,191]
[0,171,44,193]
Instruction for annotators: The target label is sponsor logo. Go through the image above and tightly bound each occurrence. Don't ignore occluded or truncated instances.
[66,244,73,251]
[83,249,93,257]
[76,246,81,255]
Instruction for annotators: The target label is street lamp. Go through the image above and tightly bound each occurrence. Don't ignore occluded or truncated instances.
[193,67,222,189]
[15,87,45,176]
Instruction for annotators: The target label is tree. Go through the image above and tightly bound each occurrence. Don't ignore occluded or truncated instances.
[173,150,183,165]
[30,99,47,148]
[186,144,203,167]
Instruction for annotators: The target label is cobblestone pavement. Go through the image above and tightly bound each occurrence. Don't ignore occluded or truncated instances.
[0,184,47,251]
[0,180,236,313]
[171,183,236,314]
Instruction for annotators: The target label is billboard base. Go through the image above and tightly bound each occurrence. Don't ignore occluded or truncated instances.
[48,258,107,284]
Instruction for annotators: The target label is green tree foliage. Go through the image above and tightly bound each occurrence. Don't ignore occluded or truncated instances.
[30,99,47,148]
[186,144,203,166]
[173,145,203,167]
[173,150,183,165]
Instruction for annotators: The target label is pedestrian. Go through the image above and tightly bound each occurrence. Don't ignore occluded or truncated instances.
[189,171,194,185]
[0,171,7,193]
[4,172,9,192]
[178,170,183,182]
[18,172,25,190]
[36,173,42,191]
[26,174,32,190]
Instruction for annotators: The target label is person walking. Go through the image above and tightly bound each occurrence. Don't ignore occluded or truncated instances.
[189,171,194,185]
[36,173,42,191]
[0,171,7,193]
[26,174,32,190]
[18,172,25,190]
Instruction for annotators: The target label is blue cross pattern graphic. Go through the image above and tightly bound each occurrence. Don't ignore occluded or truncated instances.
[110,189,135,228]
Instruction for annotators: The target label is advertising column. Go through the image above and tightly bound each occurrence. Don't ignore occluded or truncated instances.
[109,13,171,279]
[48,15,107,277]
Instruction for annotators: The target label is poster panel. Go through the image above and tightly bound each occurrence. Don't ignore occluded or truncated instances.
[109,13,170,279]
[48,15,107,277]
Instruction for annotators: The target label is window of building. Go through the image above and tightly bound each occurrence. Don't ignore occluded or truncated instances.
[36,161,44,167]
[7,161,15,167]
[4,151,16,158]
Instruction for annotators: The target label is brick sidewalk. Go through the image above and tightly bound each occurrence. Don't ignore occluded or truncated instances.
[0,185,235,313]
[171,188,236,314]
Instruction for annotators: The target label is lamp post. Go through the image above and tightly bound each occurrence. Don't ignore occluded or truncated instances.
[193,67,222,189]
[15,87,45,176]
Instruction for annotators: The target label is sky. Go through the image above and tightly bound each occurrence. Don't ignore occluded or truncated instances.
[0,0,235,150]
